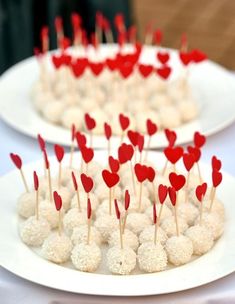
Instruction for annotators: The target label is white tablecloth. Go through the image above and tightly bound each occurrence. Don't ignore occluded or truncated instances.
[0,118,235,303]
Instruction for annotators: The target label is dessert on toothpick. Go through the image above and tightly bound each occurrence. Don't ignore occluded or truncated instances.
[119,113,130,144]
[54,144,65,189]
[102,169,120,215]
[84,113,96,147]
[104,122,112,158]
[144,119,158,161]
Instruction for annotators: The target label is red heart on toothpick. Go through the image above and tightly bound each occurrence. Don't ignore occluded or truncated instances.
[76,131,87,149]
[87,198,92,219]
[134,163,148,183]
[84,113,96,131]
[212,170,222,188]
[124,190,130,210]
[102,170,120,188]
[37,134,45,151]
[114,199,121,219]
[157,52,170,64]
[10,153,22,169]
[81,173,94,193]
[158,184,168,204]
[153,203,157,224]
[71,171,78,191]
[191,49,207,63]
[71,61,86,77]
[137,134,145,153]
[156,66,171,80]
[119,63,133,79]
[212,156,221,171]
[118,143,134,164]
[146,119,158,136]
[127,130,139,147]
[138,64,153,78]
[119,113,130,131]
[80,145,94,163]
[89,61,104,76]
[109,156,120,173]
[179,52,191,66]
[54,144,64,162]
[194,131,206,148]
[53,191,62,211]
[106,58,118,71]
[187,146,201,162]
[33,171,39,191]
[196,182,207,202]
[104,122,112,140]
[168,186,177,206]
[164,129,177,147]
[43,149,49,169]
[183,153,195,172]
[147,166,155,182]
[164,146,183,164]
[169,172,186,191]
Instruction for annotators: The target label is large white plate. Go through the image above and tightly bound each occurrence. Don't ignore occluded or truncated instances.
[0,45,235,148]
[0,151,235,296]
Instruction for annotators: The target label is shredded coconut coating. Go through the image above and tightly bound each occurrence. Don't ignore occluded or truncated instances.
[202,200,225,219]
[94,214,118,242]
[71,225,102,246]
[39,200,64,229]
[145,204,172,223]
[177,202,199,225]
[185,225,214,255]
[161,216,188,237]
[70,192,99,211]
[20,216,50,246]
[137,242,167,273]
[128,197,152,213]
[71,243,101,272]
[42,233,72,263]
[107,246,136,275]
[96,199,124,218]
[165,235,193,266]
[17,192,38,219]
[63,208,87,236]
[95,184,122,202]
[195,212,224,240]
[139,225,168,246]
[126,213,151,235]
[108,229,139,251]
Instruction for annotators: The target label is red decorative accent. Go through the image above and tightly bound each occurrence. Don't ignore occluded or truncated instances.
[114,199,121,220]
[106,58,118,71]
[183,153,195,172]
[87,198,92,219]
[153,203,157,224]
[71,12,81,30]
[127,130,139,147]
[168,186,177,206]
[146,119,158,136]
[153,29,162,45]
[102,170,120,188]
[156,66,171,80]
[54,144,64,162]
[81,173,94,193]
[71,171,78,191]
[187,146,201,162]
[53,191,62,211]
[138,64,153,78]
[179,52,192,66]
[194,131,206,148]
[137,134,145,153]
[212,170,222,188]
[37,134,45,151]
[119,113,130,131]
[55,16,63,32]
[33,171,39,191]
[80,145,94,163]
[119,62,133,78]
[158,184,168,204]
[10,153,22,169]
[196,182,207,202]
[89,61,104,76]
[76,131,87,149]
[114,13,125,32]
[124,190,130,210]
[43,149,49,169]
[84,113,96,131]
[191,49,207,63]
[157,52,170,64]
[96,11,103,28]
[118,143,134,164]
[169,172,186,191]
[71,61,86,78]
[164,129,177,147]
[104,122,112,140]
[147,166,155,182]
[109,156,120,173]
[134,163,148,183]
[164,146,183,164]
[212,156,222,171]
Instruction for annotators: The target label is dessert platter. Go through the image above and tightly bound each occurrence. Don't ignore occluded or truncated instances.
[1,13,235,147]
[1,126,235,296]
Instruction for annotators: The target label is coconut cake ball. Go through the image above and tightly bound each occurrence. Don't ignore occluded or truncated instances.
[107,246,136,275]
[39,200,64,229]
[178,100,198,122]
[71,225,102,246]
[20,216,50,247]
[177,202,199,225]
[159,105,182,129]
[145,204,172,223]
[139,225,168,246]
[161,216,188,237]
[126,213,151,235]
[95,184,122,202]
[94,214,118,242]
[42,233,72,263]
[127,197,152,213]
[195,212,224,240]
[137,242,167,273]
[17,191,39,219]
[202,199,225,219]
[63,208,87,236]
[70,192,99,211]
[96,199,125,218]
[108,229,139,251]
[71,242,102,272]
[38,177,57,197]
[185,225,214,255]
[165,235,193,266]
[61,106,84,130]
[42,100,64,124]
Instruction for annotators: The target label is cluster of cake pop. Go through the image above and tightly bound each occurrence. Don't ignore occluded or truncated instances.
[31,12,207,133]
[11,115,224,275]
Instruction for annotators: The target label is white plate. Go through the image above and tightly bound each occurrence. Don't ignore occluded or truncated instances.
[0,151,235,296]
[0,46,235,148]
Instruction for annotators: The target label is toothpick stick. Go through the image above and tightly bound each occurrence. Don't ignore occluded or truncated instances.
[174,194,179,236]
[162,160,168,176]
[129,161,136,196]
[109,188,112,215]
[89,131,93,148]
[58,162,62,189]
[119,219,123,249]
[144,136,151,161]
[184,171,190,204]
[138,182,143,212]
[209,187,216,212]
[122,211,128,234]
[48,167,52,203]
[20,169,29,192]
[197,162,203,183]
[199,197,204,225]
[35,190,39,220]
[87,217,91,245]
[58,209,62,236]
[69,142,75,168]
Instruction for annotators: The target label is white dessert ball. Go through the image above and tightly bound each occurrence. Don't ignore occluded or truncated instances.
[42,233,72,263]
[71,243,101,272]
[185,225,214,255]
[159,105,182,129]
[177,203,199,225]
[161,216,188,237]
[195,212,224,240]
[60,167,74,186]
[90,109,108,135]
[17,191,38,219]
[202,199,225,219]
[137,242,167,273]
[38,177,57,197]
[107,246,136,275]
[71,225,102,246]
[165,235,193,266]
[178,100,198,122]
[63,208,87,235]
[20,216,50,246]
[126,213,151,235]
[39,200,64,229]
[70,192,99,211]
[109,229,139,251]
[81,97,98,112]
[94,214,118,242]
[95,184,122,202]
[145,204,172,223]
[33,91,55,112]
[61,106,84,129]
[139,225,168,246]
[42,100,64,124]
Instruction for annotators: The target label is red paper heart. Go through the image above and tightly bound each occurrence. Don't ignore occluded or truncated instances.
[37,134,45,151]
[134,163,148,183]
[158,184,168,204]
[106,58,118,71]
[114,199,120,220]
[164,146,183,164]
[127,130,139,147]
[137,134,145,153]
[118,143,134,164]
[212,170,222,188]
[87,198,92,219]
[147,166,155,182]
[71,171,78,191]
[33,171,39,191]
[104,122,112,140]
[153,203,157,224]
[43,149,49,169]
[80,173,94,193]
[157,52,170,64]
[153,29,162,45]
[71,62,86,78]
[80,145,94,163]
[183,153,195,172]
[179,52,192,66]
[89,61,104,76]
[191,49,207,63]
[196,182,207,202]
[71,124,76,141]
[76,131,87,149]
[119,113,130,131]
[164,129,177,147]
[156,66,171,80]
[187,146,201,162]
[124,190,130,210]
[119,62,133,79]
[109,156,120,173]
[194,131,206,148]
[55,16,63,32]
[51,55,63,69]
[169,172,186,191]
[102,170,120,188]
[146,119,158,136]
[168,186,177,206]
[10,153,22,169]
[53,191,62,211]
[212,156,222,171]
[138,64,153,78]
[54,144,64,162]
[84,113,96,131]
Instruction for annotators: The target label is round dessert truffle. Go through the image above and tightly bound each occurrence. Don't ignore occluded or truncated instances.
[185,225,214,255]
[165,235,193,266]
[17,191,38,219]
[159,105,181,129]
[42,100,64,124]
[94,214,118,242]
[108,229,139,251]
[96,199,124,218]
[61,106,84,129]
[63,208,87,235]
[161,216,188,237]
[39,200,64,229]
[71,225,102,246]
[202,199,225,219]
[70,192,99,211]
[178,100,198,122]
[177,202,199,225]
[20,216,50,246]
[42,233,72,263]
[195,212,224,240]
[137,242,167,273]
[139,225,168,246]
[106,246,136,275]
[126,213,151,235]
[128,197,152,213]
[71,242,101,272]
[95,184,122,202]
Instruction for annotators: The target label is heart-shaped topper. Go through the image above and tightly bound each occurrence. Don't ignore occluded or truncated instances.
[187,146,201,162]
[109,156,120,173]
[114,199,121,220]
[164,129,177,147]
[194,131,206,148]
[81,173,94,193]
[191,49,207,63]
[168,186,177,206]
[71,124,76,141]
[138,64,153,78]
[89,61,104,76]
[158,184,168,204]
[33,171,39,191]
[146,119,158,136]
[179,52,192,66]
[183,152,195,172]
[156,66,171,80]
[169,172,186,191]
[43,149,49,169]
[212,170,222,188]
[118,143,134,164]
[84,113,96,131]
[137,134,145,153]
[87,198,92,219]
[37,134,45,151]
[212,156,222,171]
[157,51,170,64]
[71,61,86,78]
[127,130,139,147]
[153,203,157,224]
[134,163,148,183]
[153,29,162,45]
[102,170,120,188]
[71,12,81,30]
[55,16,63,32]
[164,146,183,164]
[53,191,62,211]
[104,122,112,140]
[71,171,78,191]
[106,58,118,71]
[10,153,22,169]
[147,166,156,182]
[196,182,207,202]
[76,131,87,149]
[124,190,130,210]
[119,113,130,131]
[80,145,94,163]
[54,144,64,163]
[119,62,133,79]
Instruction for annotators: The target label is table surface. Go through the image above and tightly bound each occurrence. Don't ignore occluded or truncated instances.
[0,117,235,304]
